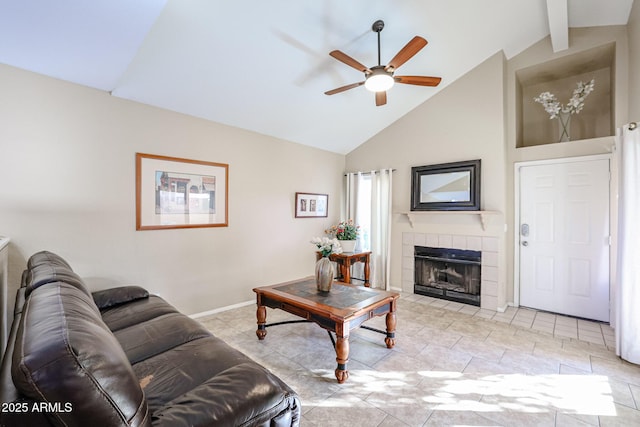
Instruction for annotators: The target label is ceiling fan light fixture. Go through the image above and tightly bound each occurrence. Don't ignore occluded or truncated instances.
[364,67,394,92]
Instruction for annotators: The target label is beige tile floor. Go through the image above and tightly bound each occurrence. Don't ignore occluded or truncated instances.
[198,292,640,426]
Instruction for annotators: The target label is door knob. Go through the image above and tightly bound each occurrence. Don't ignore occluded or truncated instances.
[522,241,529,246]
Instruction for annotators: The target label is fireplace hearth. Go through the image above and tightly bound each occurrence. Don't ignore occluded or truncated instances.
[414,246,481,306]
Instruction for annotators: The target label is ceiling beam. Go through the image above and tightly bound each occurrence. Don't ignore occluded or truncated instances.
[546,0,569,52]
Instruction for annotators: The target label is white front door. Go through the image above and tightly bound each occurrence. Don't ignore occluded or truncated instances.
[518,157,610,322]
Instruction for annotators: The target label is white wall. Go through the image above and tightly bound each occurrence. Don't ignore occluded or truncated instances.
[0,64,345,315]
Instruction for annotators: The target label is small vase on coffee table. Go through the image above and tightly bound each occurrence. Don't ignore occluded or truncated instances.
[315,256,334,292]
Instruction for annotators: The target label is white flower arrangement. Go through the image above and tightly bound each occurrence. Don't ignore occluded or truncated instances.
[534,79,595,119]
[311,236,343,257]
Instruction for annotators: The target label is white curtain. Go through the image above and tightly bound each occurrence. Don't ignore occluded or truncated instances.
[345,172,359,229]
[615,122,640,364]
[345,169,393,290]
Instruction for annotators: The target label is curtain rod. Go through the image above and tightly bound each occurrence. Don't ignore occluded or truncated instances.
[630,122,637,131]
[344,169,396,176]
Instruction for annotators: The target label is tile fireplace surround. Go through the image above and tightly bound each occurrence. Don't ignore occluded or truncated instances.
[402,232,502,312]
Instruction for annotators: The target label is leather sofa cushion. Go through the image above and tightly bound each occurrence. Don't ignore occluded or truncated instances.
[24,263,91,299]
[100,295,180,332]
[27,250,72,270]
[151,363,300,427]
[93,285,150,310]
[11,283,151,427]
[132,335,258,414]
[114,312,212,364]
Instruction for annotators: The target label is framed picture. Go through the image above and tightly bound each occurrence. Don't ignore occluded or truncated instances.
[136,153,228,230]
[295,192,328,218]
[411,159,481,211]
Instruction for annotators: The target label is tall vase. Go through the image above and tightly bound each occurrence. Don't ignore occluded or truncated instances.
[557,111,571,142]
[315,256,334,292]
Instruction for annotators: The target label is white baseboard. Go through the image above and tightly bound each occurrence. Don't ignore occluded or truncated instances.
[190,299,254,319]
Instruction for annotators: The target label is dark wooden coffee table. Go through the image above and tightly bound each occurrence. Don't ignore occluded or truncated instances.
[253,277,399,383]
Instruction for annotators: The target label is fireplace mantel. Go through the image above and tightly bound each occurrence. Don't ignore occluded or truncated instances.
[397,210,503,230]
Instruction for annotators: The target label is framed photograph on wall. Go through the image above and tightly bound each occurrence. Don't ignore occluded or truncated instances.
[295,192,328,218]
[136,153,229,230]
[411,159,481,211]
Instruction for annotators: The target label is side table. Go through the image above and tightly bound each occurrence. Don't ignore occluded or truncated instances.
[317,251,371,287]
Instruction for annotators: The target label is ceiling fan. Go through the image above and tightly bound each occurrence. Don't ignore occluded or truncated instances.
[325,20,441,106]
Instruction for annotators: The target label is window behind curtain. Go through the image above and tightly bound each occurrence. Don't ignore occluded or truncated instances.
[356,174,371,252]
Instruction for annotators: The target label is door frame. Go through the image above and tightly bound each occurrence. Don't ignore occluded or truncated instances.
[513,153,613,308]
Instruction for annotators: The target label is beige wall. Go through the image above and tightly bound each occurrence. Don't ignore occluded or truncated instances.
[507,26,629,144]
[347,24,635,308]
[630,0,640,120]
[346,51,508,308]
[346,51,508,213]
[521,66,613,146]
[0,64,345,315]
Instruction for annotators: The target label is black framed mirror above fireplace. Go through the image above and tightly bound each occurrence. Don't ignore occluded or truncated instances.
[414,246,481,306]
[410,159,481,211]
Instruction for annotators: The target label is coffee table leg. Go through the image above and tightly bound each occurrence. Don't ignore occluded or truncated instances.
[334,335,350,383]
[384,311,396,348]
[256,305,267,340]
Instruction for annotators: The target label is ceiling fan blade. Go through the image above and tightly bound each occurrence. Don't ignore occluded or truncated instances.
[329,50,371,74]
[324,81,365,95]
[385,36,428,71]
[394,75,442,86]
[375,91,387,106]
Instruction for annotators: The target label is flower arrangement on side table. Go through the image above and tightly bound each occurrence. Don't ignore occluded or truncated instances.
[325,219,360,252]
[325,219,360,240]
[533,79,595,142]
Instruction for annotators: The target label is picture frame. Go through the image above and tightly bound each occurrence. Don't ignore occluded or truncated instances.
[136,153,228,230]
[411,159,481,211]
[295,192,328,218]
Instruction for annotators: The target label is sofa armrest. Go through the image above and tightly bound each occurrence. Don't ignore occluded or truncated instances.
[92,286,149,310]
[151,363,300,427]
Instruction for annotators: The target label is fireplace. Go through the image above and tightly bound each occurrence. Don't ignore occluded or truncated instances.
[414,246,481,306]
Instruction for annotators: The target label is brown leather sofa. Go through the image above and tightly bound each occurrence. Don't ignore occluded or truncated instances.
[0,251,300,426]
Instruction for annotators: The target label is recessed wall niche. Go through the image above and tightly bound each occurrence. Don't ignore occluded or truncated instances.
[516,43,614,148]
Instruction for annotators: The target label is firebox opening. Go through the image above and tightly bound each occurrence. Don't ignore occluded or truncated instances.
[414,246,481,306]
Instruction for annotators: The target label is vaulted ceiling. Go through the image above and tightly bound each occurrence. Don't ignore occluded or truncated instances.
[0,0,634,154]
